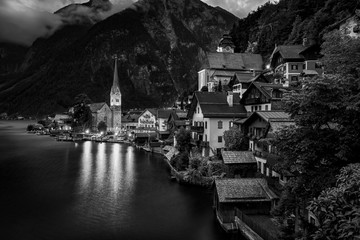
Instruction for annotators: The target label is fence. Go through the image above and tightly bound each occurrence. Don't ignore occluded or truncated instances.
[235,208,278,240]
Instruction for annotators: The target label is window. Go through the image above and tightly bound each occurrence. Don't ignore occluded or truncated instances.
[218,121,223,129]
[303,63,306,70]
[291,64,298,70]
[205,134,207,141]
[255,106,258,111]
[291,76,298,82]
[229,121,232,128]
[251,106,254,112]
[205,121,207,129]
[259,106,262,111]
[218,136,222,143]
[265,105,268,111]
[116,99,119,102]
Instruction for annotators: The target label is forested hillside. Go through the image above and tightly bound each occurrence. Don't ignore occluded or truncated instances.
[230,0,359,59]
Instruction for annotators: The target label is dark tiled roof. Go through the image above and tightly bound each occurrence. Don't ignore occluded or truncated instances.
[215,178,277,203]
[256,111,291,122]
[88,102,107,112]
[274,45,308,59]
[205,52,263,70]
[195,92,247,118]
[222,151,256,164]
[157,109,174,119]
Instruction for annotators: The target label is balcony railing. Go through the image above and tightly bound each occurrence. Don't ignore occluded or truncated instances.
[200,141,209,147]
[190,126,204,133]
[245,98,262,104]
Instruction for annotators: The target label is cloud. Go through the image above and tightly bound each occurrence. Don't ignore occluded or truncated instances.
[202,0,271,18]
[0,0,134,46]
[0,1,63,45]
[0,0,270,46]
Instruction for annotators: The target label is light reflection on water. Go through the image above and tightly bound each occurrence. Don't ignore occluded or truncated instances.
[0,121,232,240]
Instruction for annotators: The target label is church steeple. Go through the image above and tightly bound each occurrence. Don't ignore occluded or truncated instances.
[110,55,122,133]
[110,55,121,108]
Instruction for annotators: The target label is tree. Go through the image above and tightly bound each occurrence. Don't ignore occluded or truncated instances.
[321,30,360,77]
[175,127,191,152]
[308,163,360,240]
[72,93,92,132]
[223,127,249,151]
[200,86,208,92]
[271,31,360,237]
[97,121,107,133]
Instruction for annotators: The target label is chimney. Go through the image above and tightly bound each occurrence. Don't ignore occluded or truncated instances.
[303,37,308,46]
[227,91,234,107]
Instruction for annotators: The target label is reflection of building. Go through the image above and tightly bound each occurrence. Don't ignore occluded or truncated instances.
[88,102,112,132]
[110,56,122,133]
[269,41,323,87]
[187,91,247,157]
[198,34,263,92]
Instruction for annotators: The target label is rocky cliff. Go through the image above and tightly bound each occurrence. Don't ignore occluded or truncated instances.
[0,0,238,115]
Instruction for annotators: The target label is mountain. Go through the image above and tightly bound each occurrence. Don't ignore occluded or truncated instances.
[0,0,238,116]
[230,0,359,60]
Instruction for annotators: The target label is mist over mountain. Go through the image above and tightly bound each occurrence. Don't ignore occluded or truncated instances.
[0,0,238,116]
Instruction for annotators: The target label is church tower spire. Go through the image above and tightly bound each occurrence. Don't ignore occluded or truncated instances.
[110,55,122,133]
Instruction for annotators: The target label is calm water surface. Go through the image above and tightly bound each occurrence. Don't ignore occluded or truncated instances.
[0,121,231,240]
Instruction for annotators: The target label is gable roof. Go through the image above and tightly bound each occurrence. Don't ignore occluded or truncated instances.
[157,109,174,119]
[203,52,263,71]
[88,102,107,112]
[222,151,256,164]
[188,92,247,119]
[241,82,287,102]
[215,178,278,203]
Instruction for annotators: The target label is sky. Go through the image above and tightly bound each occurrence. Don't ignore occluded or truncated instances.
[0,0,270,46]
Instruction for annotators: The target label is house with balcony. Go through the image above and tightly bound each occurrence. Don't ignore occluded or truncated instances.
[156,109,174,140]
[198,35,263,92]
[230,73,269,97]
[241,111,295,185]
[240,82,289,112]
[269,42,323,87]
[187,91,247,157]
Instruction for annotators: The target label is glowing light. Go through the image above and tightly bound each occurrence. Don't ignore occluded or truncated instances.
[266,64,270,69]
[85,129,89,134]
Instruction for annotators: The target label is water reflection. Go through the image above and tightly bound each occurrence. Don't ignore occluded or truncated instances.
[80,141,92,193]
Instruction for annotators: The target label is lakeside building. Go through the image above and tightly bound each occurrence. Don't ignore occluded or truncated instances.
[88,102,112,132]
[214,178,278,234]
[239,111,295,185]
[221,151,257,178]
[187,91,247,157]
[198,34,263,92]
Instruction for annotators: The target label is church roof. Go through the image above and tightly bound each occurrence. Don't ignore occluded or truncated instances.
[88,102,107,112]
[111,58,121,94]
[188,92,247,119]
[203,52,263,71]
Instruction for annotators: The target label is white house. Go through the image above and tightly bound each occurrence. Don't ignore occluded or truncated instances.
[187,91,247,157]
[198,34,263,92]
[138,109,157,128]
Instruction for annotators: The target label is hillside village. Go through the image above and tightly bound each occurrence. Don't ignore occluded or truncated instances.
[16,7,360,240]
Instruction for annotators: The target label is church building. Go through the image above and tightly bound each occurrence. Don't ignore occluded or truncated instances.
[110,56,122,133]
